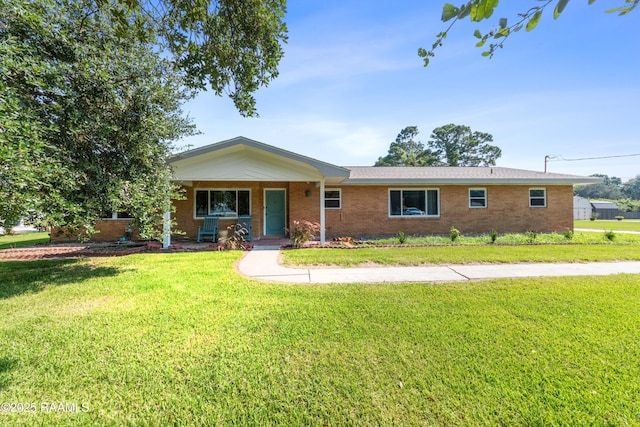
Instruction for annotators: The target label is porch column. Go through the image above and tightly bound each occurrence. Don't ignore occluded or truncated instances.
[162,209,171,249]
[319,178,326,245]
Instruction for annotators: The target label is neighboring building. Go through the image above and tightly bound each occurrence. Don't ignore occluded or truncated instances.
[51,137,601,244]
[590,201,620,220]
[573,196,592,220]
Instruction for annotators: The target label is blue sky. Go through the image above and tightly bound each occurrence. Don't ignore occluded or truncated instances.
[181,1,640,181]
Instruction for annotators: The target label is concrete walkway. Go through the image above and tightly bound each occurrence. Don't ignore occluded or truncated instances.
[237,249,640,284]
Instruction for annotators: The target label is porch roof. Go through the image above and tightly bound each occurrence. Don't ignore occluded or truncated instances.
[169,136,350,184]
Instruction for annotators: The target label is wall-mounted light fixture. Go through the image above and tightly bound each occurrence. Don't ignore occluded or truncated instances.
[305,190,311,197]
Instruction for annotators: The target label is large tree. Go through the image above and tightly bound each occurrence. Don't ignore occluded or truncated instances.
[428,124,501,166]
[375,124,501,167]
[1,0,287,238]
[374,126,438,166]
[1,0,196,238]
[420,1,638,66]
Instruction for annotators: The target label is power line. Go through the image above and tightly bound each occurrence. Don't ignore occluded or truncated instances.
[547,153,640,162]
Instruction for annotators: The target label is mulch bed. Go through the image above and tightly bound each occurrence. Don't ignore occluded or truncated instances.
[0,243,148,261]
[0,241,258,261]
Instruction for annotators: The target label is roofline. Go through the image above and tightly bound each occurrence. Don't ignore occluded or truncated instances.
[342,178,602,185]
[169,136,350,178]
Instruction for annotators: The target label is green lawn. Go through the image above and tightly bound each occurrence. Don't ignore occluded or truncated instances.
[0,231,50,249]
[283,243,640,267]
[1,253,639,425]
[575,219,640,232]
[284,232,640,266]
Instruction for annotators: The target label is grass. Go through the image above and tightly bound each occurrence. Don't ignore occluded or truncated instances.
[575,219,640,232]
[283,232,640,267]
[0,252,640,426]
[0,231,50,250]
[1,253,639,425]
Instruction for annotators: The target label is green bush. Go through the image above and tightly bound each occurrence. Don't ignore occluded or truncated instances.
[604,230,616,241]
[397,231,407,244]
[563,228,574,240]
[450,226,461,242]
[525,230,538,243]
[489,229,498,243]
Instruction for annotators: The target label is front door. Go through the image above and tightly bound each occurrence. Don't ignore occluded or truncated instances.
[265,189,286,235]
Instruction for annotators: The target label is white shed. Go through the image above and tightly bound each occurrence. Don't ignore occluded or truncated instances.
[573,196,592,220]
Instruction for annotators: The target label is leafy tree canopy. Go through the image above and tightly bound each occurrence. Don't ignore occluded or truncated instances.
[1,0,197,238]
[420,0,638,66]
[374,126,438,166]
[1,0,287,238]
[105,0,288,117]
[575,174,640,201]
[375,124,501,167]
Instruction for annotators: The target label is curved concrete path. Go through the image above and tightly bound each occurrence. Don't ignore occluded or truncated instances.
[237,249,640,284]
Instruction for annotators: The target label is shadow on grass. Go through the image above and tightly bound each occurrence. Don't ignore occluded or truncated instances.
[0,259,120,299]
[0,356,17,391]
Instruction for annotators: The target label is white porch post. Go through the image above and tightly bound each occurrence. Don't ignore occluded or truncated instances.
[319,178,326,245]
[162,208,171,249]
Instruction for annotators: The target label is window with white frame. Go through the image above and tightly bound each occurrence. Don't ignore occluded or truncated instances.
[324,189,341,209]
[389,189,439,217]
[102,211,133,220]
[469,188,487,208]
[529,188,546,207]
[195,189,251,217]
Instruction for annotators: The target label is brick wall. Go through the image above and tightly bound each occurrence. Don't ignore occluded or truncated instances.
[51,219,139,242]
[304,184,573,238]
[51,182,574,242]
[176,181,290,239]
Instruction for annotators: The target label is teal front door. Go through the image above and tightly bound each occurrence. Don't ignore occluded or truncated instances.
[265,190,286,235]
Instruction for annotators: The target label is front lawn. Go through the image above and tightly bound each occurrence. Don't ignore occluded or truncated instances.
[0,231,50,249]
[283,243,640,267]
[575,219,640,232]
[283,232,640,267]
[1,253,639,425]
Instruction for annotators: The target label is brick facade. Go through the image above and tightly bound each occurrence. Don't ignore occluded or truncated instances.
[317,184,573,237]
[53,182,573,242]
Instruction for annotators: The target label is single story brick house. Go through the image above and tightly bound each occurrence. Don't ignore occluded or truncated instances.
[82,136,600,245]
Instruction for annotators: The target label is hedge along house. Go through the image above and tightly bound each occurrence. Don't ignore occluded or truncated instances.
[73,137,600,245]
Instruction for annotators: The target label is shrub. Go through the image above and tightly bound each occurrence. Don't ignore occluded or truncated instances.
[449,226,461,242]
[590,212,599,221]
[489,229,498,244]
[288,220,321,248]
[397,231,407,244]
[563,228,574,240]
[615,215,624,221]
[604,230,616,241]
[525,230,538,243]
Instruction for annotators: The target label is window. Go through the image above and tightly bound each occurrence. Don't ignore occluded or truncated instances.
[102,211,133,220]
[529,188,546,207]
[389,189,439,217]
[469,188,487,208]
[324,189,341,209]
[195,189,251,217]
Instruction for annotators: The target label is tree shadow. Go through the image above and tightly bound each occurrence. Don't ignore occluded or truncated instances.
[0,259,120,299]
[0,357,17,391]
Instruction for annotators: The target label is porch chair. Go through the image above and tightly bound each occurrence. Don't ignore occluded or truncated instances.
[197,216,219,242]
[236,216,252,241]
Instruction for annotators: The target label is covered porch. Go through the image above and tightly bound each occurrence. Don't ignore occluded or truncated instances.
[165,137,349,247]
